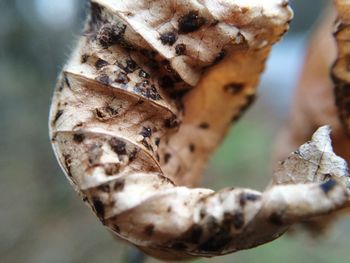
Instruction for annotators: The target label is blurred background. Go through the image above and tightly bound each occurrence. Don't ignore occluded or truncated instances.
[1,0,350,262]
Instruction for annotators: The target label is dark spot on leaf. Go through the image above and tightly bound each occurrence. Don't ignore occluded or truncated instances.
[104,163,120,175]
[63,154,72,176]
[109,138,126,155]
[73,132,85,143]
[95,106,119,121]
[114,179,125,191]
[224,83,245,94]
[115,72,129,84]
[189,144,195,153]
[211,19,219,26]
[231,94,256,123]
[155,138,160,147]
[213,49,226,64]
[53,110,63,125]
[113,225,120,233]
[96,74,110,85]
[140,127,152,138]
[164,116,180,129]
[320,179,337,194]
[199,208,206,219]
[95,58,109,69]
[178,11,206,33]
[134,83,162,100]
[81,54,89,63]
[64,75,71,89]
[164,153,171,164]
[97,23,126,48]
[124,59,138,73]
[160,31,178,46]
[144,224,155,236]
[175,43,186,55]
[232,211,244,229]
[129,148,138,162]
[198,122,209,129]
[92,198,105,219]
[138,69,150,78]
[269,211,284,226]
[239,192,260,206]
[98,184,110,193]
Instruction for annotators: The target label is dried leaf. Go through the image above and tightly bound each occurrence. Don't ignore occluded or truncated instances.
[48,0,350,260]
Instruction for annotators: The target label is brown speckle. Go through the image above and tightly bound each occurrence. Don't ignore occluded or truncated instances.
[269,211,284,226]
[198,122,209,129]
[129,148,138,162]
[96,74,110,85]
[320,179,337,194]
[53,110,63,125]
[109,138,127,155]
[115,72,129,84]
[155,138,160,147]
[178,11,206,33]
[213,49,226,64]
[144,224,155,236]
[231,94,256,123]
[113,225,120,233]
[199,208,206,219]
[95,58,109,69]
[138,69,150,79]
[64,75,71,89]
[211,19,219,26]
[73,132,85,143]
[224,83,245,94]
[140,127,152,138]
[239,192,260,206]
[92,198,105,219]
[88,143,103,165]
[63,154,72,175]
[164,153,171,164]
[164,116,180,129]
[97,23,126,48]
[124,59,138,73]
[232,211,244,229]
[114,179,125,191]
[189,143,195,153]
[81,54,89,63]
[234,32,248,47]
[104,163,120,175]
[175,43,186,56]
[98,184,110,193]
[134,83,161,101]
[160,31,178,46]
[95,106,119,121]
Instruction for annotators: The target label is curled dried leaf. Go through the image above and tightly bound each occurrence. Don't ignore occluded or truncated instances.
[48,0,350,260]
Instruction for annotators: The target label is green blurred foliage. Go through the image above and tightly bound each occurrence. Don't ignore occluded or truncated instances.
[0,1,348,263]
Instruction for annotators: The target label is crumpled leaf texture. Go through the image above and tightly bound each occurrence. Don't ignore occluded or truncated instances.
[49,0,350,260]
